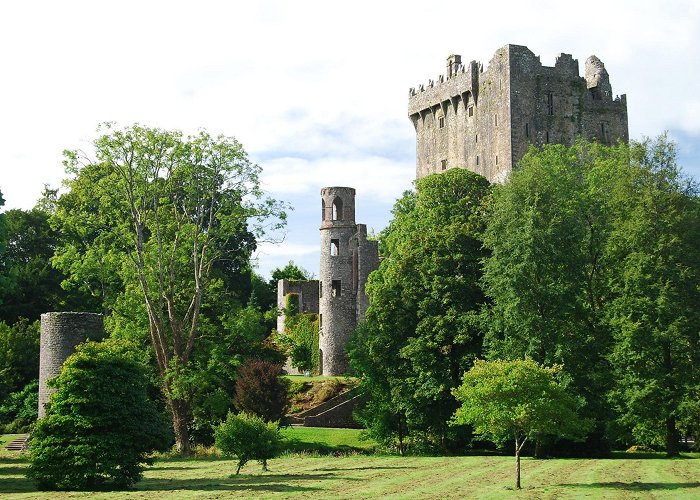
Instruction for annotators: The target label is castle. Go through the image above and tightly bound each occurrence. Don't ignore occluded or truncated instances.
[278,187,379,375]
[278,44,629,376]
[408,44,628,183]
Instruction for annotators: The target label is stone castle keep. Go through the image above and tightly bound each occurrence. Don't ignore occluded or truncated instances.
[409,44,628,182]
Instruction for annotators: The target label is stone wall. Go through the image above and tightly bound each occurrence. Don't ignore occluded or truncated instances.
[38,312,104,418]
[409,44,628,183]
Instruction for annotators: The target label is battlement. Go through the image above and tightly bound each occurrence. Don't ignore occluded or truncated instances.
[408,44,629,182]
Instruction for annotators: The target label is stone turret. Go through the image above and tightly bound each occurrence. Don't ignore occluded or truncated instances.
[38,312,104,418]
[585,55,613,101]
[318,187,378,375]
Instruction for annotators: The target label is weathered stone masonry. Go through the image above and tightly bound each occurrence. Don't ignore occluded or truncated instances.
[277,187,379,376]
[409,44,628,183]
[38,312,104,418]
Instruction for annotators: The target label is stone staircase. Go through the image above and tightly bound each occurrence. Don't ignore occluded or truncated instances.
[4,434,30,451]
[289,388,366,428]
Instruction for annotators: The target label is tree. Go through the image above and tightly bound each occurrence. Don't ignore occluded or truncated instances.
[215,411,281,474]
[452,359,591,489]
[605,136,700,456]
[0,319,39,403]
[350,169,490,450]
[28,340,171,490]
[480,141,631,454]
[54,123,286,455]
[233,359,290,423]
[0,207,86,323]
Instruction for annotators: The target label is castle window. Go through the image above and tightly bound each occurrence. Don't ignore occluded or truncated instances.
[441,159,447,171]
[526,123,530,138]
[319,314,322,329]
[332,280,341,297]
[468,105,474,117]
[494,114,498,127]
[438,116,445,128]
[495,155,498,165]
[476,155,480,166]
[475,134,478,143]
[321,199,326,220]
[332,197,343,220]
[546,131,550,143]
[319,281,323,298]
[547,92,554,115]
[330,239,339,256]
[600,122,607,142]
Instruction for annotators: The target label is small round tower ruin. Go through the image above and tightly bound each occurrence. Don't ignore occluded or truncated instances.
[38,312,104,418]
[319,187,358,375]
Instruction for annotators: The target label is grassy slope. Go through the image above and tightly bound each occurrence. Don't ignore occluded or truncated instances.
[2,450,699,499]
[280,426,375,453]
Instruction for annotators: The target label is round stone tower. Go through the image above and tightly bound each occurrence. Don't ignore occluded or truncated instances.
[38,312,104,418]
[319,187,357,375]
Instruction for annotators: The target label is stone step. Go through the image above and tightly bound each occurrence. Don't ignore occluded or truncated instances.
[4,434,30,451]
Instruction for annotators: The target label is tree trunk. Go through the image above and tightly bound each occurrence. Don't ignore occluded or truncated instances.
[515,446,522,489]
[168,398,192,456]
[665,417,680,457]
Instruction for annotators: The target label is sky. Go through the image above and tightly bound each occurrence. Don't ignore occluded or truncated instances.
[1,0,699,278]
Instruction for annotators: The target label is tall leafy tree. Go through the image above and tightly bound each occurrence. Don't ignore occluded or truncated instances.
[53,123,286,455]
[605,136,700,456]
[481,141,628,452]
[350,169,490,450]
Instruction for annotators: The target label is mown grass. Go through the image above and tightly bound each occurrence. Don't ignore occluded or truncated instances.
[2,432,698,499]
[280,426,376,454]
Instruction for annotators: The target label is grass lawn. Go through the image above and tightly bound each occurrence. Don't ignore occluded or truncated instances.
[2,431,698,498]
[280,426,376,454]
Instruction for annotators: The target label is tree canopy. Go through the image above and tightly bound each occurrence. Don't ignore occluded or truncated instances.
[52,123,287,455]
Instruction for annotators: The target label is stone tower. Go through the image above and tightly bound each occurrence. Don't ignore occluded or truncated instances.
[38,312,104,418]
[318,187,379,375]
[408,44,629,183]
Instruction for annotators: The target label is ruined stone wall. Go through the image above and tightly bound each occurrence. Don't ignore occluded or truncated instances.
[352,224,379,324]
[38,312,104,418]
[409,44,628,183]
[276,279,320,333]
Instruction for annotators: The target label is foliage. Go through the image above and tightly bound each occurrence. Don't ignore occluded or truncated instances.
[0,379,38,432]
[52,123,287,455]
[0,207,88,323]
[480,141,625,449]
[28,340,171,490]
[270,261,314,284]
[233,359,290,423]
[350,169,490,451]
[214,411,281,474]
[452,359,591,488]
[604,135,700,456]
[0,319,39,402]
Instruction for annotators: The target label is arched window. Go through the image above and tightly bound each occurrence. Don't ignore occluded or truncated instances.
[321,199,326,220]
[332,197,343,221]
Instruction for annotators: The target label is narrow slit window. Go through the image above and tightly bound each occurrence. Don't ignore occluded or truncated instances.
[441,159,447,170]
[330,239,339,256]
[319,281,323,298]
[438,116,445,128]
[475,134,478,143]
[319,314,322,328]
[331,280,341,297]
[546,131,550,143]
[494,114,498,127]
[476,155,480,166]
[525,123,530,138]
[321,199,326,220]
[547,92,554,115]
[468,105,474,117]
[495,155,498,165]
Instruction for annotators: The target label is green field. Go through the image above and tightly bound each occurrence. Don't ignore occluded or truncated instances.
[1,429,698,499]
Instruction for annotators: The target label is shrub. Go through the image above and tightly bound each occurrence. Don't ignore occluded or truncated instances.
[233,359,290,423]
[28,340,171,490]
[313,379,344,405]
[215,411,281,474]
[0,379,38,433]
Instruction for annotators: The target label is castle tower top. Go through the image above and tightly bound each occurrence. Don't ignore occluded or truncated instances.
[585,55,613,101]
[446,54,462,79]
[320,187,356,229]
